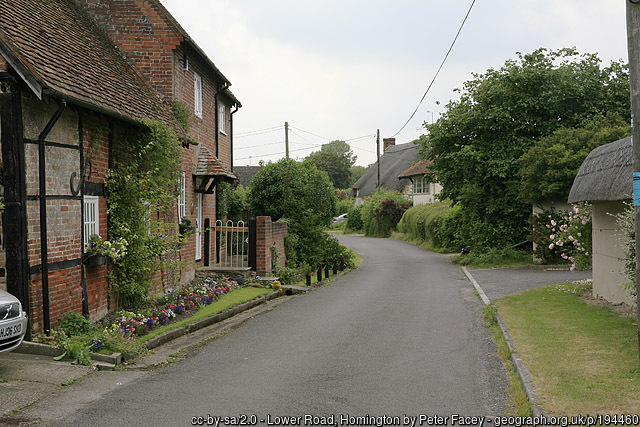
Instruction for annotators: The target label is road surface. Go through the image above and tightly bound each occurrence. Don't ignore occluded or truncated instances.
[15,236,510,426]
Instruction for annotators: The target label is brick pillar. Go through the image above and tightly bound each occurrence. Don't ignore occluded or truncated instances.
[255,216,272,276]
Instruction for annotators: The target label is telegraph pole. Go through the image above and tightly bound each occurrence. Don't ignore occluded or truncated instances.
[626,0,640,365]
[376,129,381,189]
[285,121,290,159]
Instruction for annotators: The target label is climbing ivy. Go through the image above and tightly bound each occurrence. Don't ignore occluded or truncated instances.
[105,120,183,308]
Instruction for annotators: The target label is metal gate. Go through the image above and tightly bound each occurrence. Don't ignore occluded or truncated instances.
[214,220,249,268]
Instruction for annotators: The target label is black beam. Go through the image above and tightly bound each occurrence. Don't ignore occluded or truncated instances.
[38,99,66,333]
[0,75,30,338]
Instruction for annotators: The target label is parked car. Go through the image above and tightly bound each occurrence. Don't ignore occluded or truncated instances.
[332,213,347,223]
[0,289,28,353]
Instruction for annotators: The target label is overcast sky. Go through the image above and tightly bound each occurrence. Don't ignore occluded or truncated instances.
[160,0,628,167]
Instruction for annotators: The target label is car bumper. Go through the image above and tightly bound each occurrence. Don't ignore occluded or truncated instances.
[0,313,28,353]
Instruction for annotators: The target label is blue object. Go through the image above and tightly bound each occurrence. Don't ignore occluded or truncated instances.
[635,172,640,206]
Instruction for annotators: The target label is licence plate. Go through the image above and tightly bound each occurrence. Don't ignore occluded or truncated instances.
[0,322,22,339]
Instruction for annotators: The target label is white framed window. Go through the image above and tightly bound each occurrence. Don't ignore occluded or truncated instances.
[143,200,152,235]
[413,176,430,195]
[83,196,99,252]
[194,73,203,118]
[177,172,186,220]
[219,102,226,134]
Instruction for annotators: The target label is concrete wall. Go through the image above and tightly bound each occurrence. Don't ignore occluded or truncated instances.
[592,201,634,306]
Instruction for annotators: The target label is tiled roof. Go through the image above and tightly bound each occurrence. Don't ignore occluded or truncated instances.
[0,0,176,126]
[194,147,237,180]
[233,166,262,188]
[398,159,434,178]
[351,143,419,198]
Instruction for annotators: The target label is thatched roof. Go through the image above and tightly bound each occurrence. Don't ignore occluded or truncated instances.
[351,143,418,198]
[568,136,632,203]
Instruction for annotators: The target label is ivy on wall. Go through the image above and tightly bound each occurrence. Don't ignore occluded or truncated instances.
[106,120,183,308]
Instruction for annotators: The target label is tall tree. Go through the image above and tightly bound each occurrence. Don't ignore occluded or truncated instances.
[519,113,631,203]
[419,47,630,249]
[304,140,356,188]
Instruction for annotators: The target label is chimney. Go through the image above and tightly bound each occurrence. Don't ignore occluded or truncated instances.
[383,138,395,151]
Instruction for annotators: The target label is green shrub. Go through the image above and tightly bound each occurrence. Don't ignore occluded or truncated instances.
[346,205,364,232]
[58,312,92,337]
[397,202,464,252]
[361,189,411,238]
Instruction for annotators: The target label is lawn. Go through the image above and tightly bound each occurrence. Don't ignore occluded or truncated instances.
[495,281,640,415]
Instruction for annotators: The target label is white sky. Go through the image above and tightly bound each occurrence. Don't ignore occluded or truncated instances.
[160,0,628,167]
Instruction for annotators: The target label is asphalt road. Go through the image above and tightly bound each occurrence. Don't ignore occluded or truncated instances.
[34,236,509,426]
[467,267,592,302]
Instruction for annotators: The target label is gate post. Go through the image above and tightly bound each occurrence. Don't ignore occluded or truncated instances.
[203,218,210,267]
[248,217,256,271]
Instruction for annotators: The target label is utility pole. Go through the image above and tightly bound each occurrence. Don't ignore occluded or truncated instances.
[626,0,640,365]
[376,129,380,189]
[285,121,290,159]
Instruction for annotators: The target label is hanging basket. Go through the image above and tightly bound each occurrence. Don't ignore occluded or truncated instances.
[84,253,107,268]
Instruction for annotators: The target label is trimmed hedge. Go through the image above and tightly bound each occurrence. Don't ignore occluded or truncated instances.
[397,202,464,252]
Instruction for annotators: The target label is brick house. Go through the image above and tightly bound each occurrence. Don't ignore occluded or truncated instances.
[0,0,251,336]
[76,0,242,282]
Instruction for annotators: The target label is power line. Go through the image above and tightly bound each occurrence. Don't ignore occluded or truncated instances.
[392,0,477,138]
[235,140,286,151]
[235,126,283,138]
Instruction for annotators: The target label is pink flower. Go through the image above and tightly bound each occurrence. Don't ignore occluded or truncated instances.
[549,243,555,250]
[556,241,564,247]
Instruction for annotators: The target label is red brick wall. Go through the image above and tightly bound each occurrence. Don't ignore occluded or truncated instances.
[76,1,236,285]
[255,216,288,276]
[76,0,182,100]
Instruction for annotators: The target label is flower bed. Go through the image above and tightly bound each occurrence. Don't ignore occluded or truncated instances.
[112,277,241,338]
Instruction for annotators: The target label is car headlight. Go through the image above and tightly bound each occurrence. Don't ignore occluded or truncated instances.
[0,301,21,321]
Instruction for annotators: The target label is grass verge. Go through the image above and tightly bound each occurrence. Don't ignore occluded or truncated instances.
[137,287,273,344]
[495,281,640,415]
[451,248,534,269]
[483,305,533,416]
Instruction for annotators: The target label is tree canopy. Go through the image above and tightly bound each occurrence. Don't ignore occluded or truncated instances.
[518,113,631,203]
[304,140,356,188]
[418,47,630,249]
[248,159,337,266]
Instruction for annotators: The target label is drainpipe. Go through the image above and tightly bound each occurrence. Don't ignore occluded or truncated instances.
[39,99,66,333]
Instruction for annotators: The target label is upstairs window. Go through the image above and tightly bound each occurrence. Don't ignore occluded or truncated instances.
[219,102,226,134]
[177,172,186,220]
[194,73,203,118]
[83,196,99,252]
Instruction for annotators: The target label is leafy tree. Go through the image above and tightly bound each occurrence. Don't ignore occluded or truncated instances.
[420,47,629,249]
[519,112,631,202]
[304,140,356,188]
[349,165,368,186]
[248,159,338,266]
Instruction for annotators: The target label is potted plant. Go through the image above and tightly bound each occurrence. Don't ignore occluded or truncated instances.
[179,217,195,236]
[84,234,127,267]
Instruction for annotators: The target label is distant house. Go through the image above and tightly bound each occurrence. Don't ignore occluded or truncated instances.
[568,136,633,307]
[351,138,419,205]
[234,166,263,188]
[398,160,442,206]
